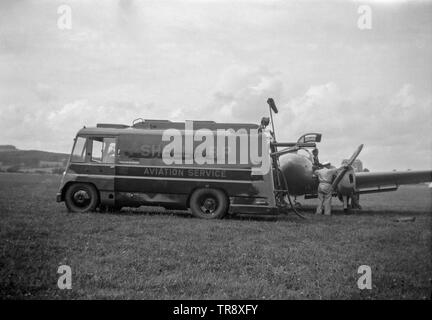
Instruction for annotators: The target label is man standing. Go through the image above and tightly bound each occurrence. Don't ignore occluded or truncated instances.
[315,163,343,215]
[312,148,324,171]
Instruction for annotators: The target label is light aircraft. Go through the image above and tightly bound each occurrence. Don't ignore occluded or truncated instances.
[265,98,432,211]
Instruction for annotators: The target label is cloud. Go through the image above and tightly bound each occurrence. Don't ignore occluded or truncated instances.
[35,83,58,103]
[0,0,431,172]
[202,66,284,122]
[275,82,432,170]
[0,99,156,152]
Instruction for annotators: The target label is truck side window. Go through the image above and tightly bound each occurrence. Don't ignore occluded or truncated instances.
[102,138,116,164]
[90,137,116,164]
[118,134,162,163]
[91,138,103,162]
[71,137,87,162]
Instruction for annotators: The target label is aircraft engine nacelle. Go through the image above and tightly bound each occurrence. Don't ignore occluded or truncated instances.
[279,153,316,195]
[279,153,358,197]
[336,167,356,196]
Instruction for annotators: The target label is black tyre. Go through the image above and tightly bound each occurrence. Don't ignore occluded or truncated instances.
[65,183,99,213]
[189,188,228,219]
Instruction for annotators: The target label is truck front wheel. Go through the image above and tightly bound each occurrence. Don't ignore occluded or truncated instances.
[65,183,99,213]
[189,188,228,219]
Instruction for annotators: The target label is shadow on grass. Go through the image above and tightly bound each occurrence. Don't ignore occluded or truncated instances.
[71,202,429,223]
[291,204,430,217]
[97,206,305,222]
[65,205,428,224]
[100,207,192,219]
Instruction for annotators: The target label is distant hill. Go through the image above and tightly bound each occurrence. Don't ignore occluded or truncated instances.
[0,145,68,168]
[0,145,18,152]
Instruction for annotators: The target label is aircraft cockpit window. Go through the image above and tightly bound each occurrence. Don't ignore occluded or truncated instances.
[297,133,322,144]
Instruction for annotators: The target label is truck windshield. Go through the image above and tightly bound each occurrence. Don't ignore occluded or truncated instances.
[71,136,87,162]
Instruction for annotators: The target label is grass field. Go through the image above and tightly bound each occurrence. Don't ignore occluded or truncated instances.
[0,173,431,299]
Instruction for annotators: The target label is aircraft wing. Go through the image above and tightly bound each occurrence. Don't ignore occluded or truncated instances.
[354,170,432,193]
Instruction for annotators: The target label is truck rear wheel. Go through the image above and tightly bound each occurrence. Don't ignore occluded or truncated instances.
[65,183,99,213]
[189,188,228,219]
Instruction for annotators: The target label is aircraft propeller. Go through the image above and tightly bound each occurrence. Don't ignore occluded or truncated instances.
[331,144,364,190]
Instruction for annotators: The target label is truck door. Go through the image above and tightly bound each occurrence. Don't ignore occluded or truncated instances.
[87,136,117,206]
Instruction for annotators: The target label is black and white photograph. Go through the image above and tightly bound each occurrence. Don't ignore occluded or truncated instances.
[0,0,431,306]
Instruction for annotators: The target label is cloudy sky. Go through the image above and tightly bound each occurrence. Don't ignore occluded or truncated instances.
[0,0,431,170]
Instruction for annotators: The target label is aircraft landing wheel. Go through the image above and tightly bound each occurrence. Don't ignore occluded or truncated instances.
[189,188,228,219]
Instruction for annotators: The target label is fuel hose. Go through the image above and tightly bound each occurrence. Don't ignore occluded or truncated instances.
[277,167,307,220]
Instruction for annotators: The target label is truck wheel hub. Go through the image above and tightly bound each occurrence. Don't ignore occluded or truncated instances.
[201,198,216,213]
